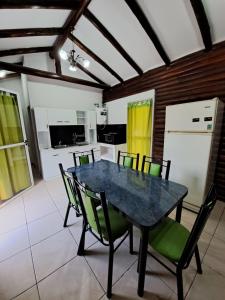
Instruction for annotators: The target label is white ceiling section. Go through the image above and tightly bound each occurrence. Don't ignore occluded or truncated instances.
[75,16,137,80]
[89,0,164,73]
[0,9,70,29]
[62,39,119,85]
[0,36,57,51]
[203,0,225,43]
[137,0,204,60]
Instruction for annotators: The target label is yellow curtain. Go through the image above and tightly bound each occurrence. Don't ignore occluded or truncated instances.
[127,99,152,170]
[0,92,31,201]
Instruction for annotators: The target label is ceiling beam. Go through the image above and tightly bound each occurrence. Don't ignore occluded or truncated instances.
[52,0,91,58]
[0,0,81,9]
[190,0,212,50]
[0,72,19,80]
[55,55,62,75]
[0,46,53,57]
[0,60,107,89]
[76,63,107,85]
[84,9,143,75]
[68,33,123,83]
[0,28,64,38]
[124,0,170,66]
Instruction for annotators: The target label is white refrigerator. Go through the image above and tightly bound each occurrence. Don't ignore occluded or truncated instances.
[163,98,224,212]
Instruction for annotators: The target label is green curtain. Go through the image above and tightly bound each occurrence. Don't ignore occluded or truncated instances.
[127,99,152,170]
[0,92,31,201]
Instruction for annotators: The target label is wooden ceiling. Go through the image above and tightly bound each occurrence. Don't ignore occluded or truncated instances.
[0,0,224,89]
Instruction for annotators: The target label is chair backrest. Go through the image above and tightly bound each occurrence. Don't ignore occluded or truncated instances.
[74,176,112,244]
[141,155,171,180]
[117,150,140,170]
[179,185,217,269]
[59,163,81,214]
[73,149,95,167]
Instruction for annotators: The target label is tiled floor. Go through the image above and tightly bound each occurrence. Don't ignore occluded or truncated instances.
[0,178,225,300]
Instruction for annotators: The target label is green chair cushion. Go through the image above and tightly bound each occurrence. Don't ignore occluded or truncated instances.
[79,155,89,165]
[124,156,133,168]
[97,206,130,241]
[149,163,161,177]
[149,217,190,262]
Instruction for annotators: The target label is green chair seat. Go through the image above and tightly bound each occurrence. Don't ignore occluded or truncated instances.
[91,205,130,241]
[149,217,190,262]
[149,163,161,177]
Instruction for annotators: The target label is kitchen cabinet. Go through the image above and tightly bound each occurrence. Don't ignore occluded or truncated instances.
[34,107,48,132]
[99,143,127,163]
[87,110,96,130]
[47,109,77,125]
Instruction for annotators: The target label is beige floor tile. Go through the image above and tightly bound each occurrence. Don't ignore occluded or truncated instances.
[31,229,77,281]
[0,249,36,300]
[38,256,104,300]
[23,184,56,223]
[101,263,174,300]
[68,219,98,248]
[0,225,29,262]
[0,196,26,235]
[45,177,66,199]
[85,241,137,291]
[204,236,225,277]
[14,285,39,300]
[215,210,225,242]
[28,211,64,245]
[186,264,225,300]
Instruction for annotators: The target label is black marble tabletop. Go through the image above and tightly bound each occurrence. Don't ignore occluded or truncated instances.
[67,160,188,228]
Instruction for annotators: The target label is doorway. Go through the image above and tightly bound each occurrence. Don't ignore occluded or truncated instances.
[0,88,33,201]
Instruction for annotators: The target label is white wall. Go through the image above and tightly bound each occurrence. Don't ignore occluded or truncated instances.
[27,79,102,109]
[105,89,155,124]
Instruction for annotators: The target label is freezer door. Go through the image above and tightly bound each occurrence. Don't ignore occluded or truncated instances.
[165,99,218,132]
[163,132,213,209]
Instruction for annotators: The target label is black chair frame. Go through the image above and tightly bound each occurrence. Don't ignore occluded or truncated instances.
[141,155,171,180]
[140,185,217,300]
[73,175,134,299]
[117,150,140,171]
[73,149,95,167]
[59,163,82,227]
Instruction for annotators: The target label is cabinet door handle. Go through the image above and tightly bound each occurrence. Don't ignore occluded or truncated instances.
[57,121,63,123]
[52,154,59,156]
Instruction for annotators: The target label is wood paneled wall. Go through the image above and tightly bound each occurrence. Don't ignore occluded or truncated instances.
[103,42,225,201]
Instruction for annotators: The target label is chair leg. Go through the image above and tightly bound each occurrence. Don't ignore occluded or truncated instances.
[177,268,184,300]
[63,203,71,227]
[195,245,202,274]
[129,225,134,255]
[107,244,114,299]
[77,221,86,256]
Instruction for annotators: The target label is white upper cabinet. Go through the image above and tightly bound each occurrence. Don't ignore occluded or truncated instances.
[87,110,96,130]
[34,107,48,132]
[47,109,77,125]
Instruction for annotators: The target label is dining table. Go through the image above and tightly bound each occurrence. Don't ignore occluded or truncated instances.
[67,159,188,297]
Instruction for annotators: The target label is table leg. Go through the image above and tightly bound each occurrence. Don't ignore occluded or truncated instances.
[138,227,149,297]
[176,200,183,223]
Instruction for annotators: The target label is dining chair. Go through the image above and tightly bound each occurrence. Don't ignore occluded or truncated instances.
[59,163,82,227]
[141,184,216,300]
[73,149,95,167]
[141,155,171,180]
[117,150,140,170]
[74,176,134,299]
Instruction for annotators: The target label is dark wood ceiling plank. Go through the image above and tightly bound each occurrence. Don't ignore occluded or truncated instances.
[52,0,91,57]
[76,63,108,85]
[0,60,107,89]
[190,0,212,50]
[0,0,81,9]
[0,28,63,38]
[55,55,62,75]
[124,0,170,65]
[0,46,53,57]
[84,9,143,75]
[69,33,123,83]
